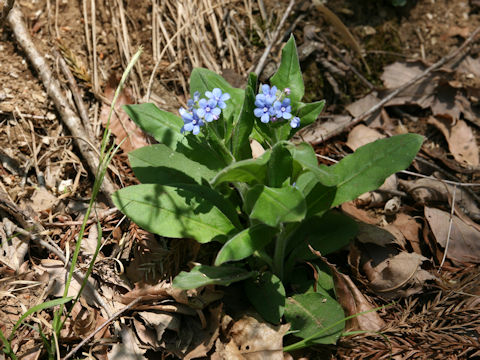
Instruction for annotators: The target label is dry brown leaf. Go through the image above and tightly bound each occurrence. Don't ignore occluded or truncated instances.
[381,61,441,108]
[101,78,149,153]
[212,313,289,360]
[108,326,146,360]
[366,252,436,299]
[40,259,99,306]
[0,219,28,271]
[316,252,385,332]
[399,178,480,219]
[29,187,57,212]
[341,202,379,225]
[392,213,422,255]
[425,206,480,264]
[427,116,479,166]
[345,93,382,126]
[61,301,109,341]
[345,124,385,151]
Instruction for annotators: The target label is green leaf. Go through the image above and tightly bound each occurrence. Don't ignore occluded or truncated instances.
[247,185,306,227]
[211,150,271,187]
[270,35,304,103]
[289,143,337,187]
[232,80,256,161]
[123,103,183,147]
[244,272,285,324]
[129,144,217,184]
[215,224,277,265]
[173,265,255,289]
[113,184,237,243]
[284,292,345,345]
[189,68,244,122]
[267,143,293,187]
[305,182,336,217]
[9,297,73,340]
[328,134,423,207]
[297,100,325,127]
[286,212,358,263]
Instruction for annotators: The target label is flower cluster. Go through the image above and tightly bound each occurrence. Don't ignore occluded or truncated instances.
[179,88,231,135]
[254,84,300,128]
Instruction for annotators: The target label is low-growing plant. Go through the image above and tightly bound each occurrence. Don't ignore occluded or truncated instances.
[113,35,422,347]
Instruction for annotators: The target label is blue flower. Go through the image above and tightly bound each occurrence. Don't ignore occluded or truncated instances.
[187,91,201,109]
[259,84,278,105]
[254,96,275,123]
[205,88,230,109]
[180,107,204,135]
[197,98,221,122]
[273,98,292,120]
[290,116,300,128]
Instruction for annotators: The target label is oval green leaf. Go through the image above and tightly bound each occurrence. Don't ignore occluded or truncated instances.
[215,224,277,265]
[113,184,236,243]
[285,292,345,345]
[173,265,255,289]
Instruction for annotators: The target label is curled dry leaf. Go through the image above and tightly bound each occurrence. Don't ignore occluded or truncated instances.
[250,139,265,159]
[427,116,479,167]
[108,325,146,360]
[312,249,385,332]
[366,252,436,299]
[212,313,289,360]
[101,77,150,153]
[399,178,480,220]
[425,206,480,265]
[0,219,28,271]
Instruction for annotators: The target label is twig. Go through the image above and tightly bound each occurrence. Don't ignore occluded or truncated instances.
[438,184,457,272]
[53,48,94,140]
[253,0,295,76]
[0,0,14,28]
[311,25,480,144]
[7,5,116,205]
[62,297,142,360]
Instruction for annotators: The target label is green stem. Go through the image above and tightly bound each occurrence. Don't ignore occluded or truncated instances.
[273,225,286,280]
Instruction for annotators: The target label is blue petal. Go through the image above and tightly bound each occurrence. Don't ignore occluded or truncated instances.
[198,98,207,107]
[205,113,213,122]
[197,108,205,118]
[283,112,292,119]
[218,101,226,109]
[221,93,230,101]
[212,107,221,116]
[254,108,264,117]
[212,88,222,98]
[184,122,194,131]
[261,113,270,123]
[205,91,213,99]
[192,125,201,135]
[261,84,270,94]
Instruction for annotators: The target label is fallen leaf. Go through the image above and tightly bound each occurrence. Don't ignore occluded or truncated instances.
[313,250,385,332]
[427,116,479,167]
[345,124,385,151]
[108,326,146,360]
[101,76,150,153]
[399,178,480,220]
[346,93,382,125]
[425,206,480,264]
[0,219,29,271]
[392,213,422,255]
[212,313,289,360]
[40,259,99,307]
[366,252,436,299]
[29,187,57,212]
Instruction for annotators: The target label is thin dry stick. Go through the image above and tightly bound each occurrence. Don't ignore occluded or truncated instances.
[253,0,295,76]
[7,5,116,205]
[54,49,94,139]
[62,297,142,360]
[313,26,480,144]
[0,0,14,28]
[438,184,457,272]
